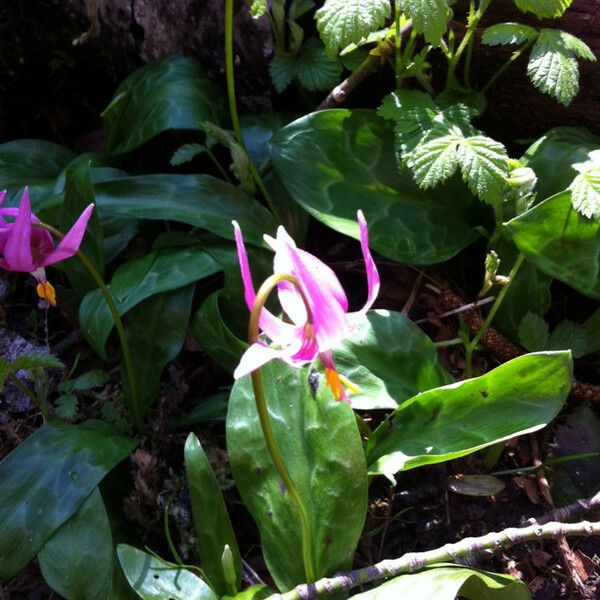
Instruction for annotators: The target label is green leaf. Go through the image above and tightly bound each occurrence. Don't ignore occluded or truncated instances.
[569,149,600,219]
[269,55,297,93]
[527,29,596,106]
[351,564,529,600]
[271,109,485,265]
[38,488,114,600]
[55,394,79,421]
[0,139,75,203]
[176,392,230,427]
[547,320,589,358]
[117,545,217,600]
[79,248,220,359]
[60,162,105,295]
[289,0,316,20]
[103,56,228,154]
[334,310,452,410]
[399,0,450,46]
[240,113,295,167]
[9,352,64,373]
[223,585,273,600]
[190,290,247,373]
[505,191,600,298]
[410,134,461,188]
[482,23,538,46]
[66,370,109,391]
[227,360,368,590]
[296,37,343,90]
[0,420,137,580]
[583,307,600,355]
[518,312,550,350]
[316,0,391,55]
[170,143,207,166]
[92,174,276,247]
[366,352,572,480]
[122,285,195,415]
[514,0,572,18]
[184,433,242,596]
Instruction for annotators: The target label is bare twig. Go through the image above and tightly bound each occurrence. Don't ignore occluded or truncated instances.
[269,521,600,600]
[532,491,600,526]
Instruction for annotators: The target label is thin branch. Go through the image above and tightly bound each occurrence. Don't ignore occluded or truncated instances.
[533,491,600,526]
[269,521,600,600]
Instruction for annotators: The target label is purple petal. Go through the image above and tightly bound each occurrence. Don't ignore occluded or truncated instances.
[42,204,94,266]
[356,210,380,314]
[3,189,35,272]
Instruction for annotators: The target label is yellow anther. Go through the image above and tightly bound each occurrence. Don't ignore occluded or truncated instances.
[36,281,57,306]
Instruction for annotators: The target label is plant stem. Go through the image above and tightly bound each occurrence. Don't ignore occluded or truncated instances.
[462,0,476,87]
[446,0,492,88]
[464,254,525,377]
[224,0,282,223]
[394,2,402,88]
[34,222,142,430]
[482,39,535,94]
[270,520,600,600]
[433,337,462,348]
[491,452,600,477]
[248,273,316,583]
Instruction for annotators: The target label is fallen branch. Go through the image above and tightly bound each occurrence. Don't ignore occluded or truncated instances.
[269,521,600,600]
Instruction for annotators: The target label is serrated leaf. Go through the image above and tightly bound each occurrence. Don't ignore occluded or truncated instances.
[569,150,600,219]
[482,23,538,46]
[316,0,391,55]
[296,37,343,90]
[514,0,572,18]
[527,29,596,106]
[54,394,79,421]
[457,135,509,203]
[171,143,207,166]
[399,0,450,46]
[547,320,589,358]
[518,312,549,350]
[410,134,460,188]
[269,55,297,93]
[10,353,64,373]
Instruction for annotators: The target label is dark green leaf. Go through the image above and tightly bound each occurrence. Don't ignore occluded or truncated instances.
[296,38,343,91]
[518,312,550,351]
[54,394,79,420]
[171,143,207,166]
[176,392,230,427]
[103,56,228,154]
[10,353,63,373]
[123,285,195,415]
[269,55,297,93]
[0,420,137,580]
[505,191,600,299]
[240,114,294,167]
[334,310,452,410]
[271,109,485,265]
[38,488,114,600]
[227,360,368,590]
[366,352,572,480]
[65,370,109,391]
[547,320,589,358]
[79,248,220,359]
[351,564,529,599]
[117,545,217,600]
[184,434,242,595]
[583,307,600,354]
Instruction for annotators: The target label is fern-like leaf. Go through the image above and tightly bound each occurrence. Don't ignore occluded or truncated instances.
[482,23,538,46]
[399,0,449,46]
[316,0,391,55]
[514,0,572,18]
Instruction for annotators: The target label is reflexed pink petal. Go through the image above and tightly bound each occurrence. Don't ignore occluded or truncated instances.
[3,189,35,272]
[356,210,380,314]
[233,342,284,379]
[42,204,94,266]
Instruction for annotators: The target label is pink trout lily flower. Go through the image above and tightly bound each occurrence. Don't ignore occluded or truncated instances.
[232,210,380,402]
[0,188,94,307]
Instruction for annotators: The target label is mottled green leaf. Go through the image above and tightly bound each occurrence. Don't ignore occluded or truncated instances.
[227,360,367,590]
[103,56,228,154]
[185,433,242,595]
[0,420,137,580]
[271,109,485,265]
[366,352,572,479]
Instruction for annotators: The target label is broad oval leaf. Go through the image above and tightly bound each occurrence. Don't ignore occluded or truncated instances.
[117,545,217,600]
[185,433,242,596]
[79,248,221,359]
[38,488,114,600]
[366,352,572,480]
[334,310,452,410]
[505,191,600,299]
[350,565,529,600]
[0,420,137,580]
[103,55,228,154]
[271,109,484,265]
[227,360,368,591]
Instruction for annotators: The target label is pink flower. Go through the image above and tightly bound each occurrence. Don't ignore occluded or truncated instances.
[232,211,379,402]
[0,188,94,306]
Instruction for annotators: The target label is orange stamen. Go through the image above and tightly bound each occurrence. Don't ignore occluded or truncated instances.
[36,281,57,306]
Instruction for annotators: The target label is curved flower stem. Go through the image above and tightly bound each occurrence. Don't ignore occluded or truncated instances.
[33,222,142,430]
[249,273,316,583]
[224,0,282,224]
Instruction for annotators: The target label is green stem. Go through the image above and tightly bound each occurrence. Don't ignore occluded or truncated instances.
[224,0,282,223]
[433,337,462,348]
[249,274,316,583]
[207,149,233,183]
[462,0,476,87]
[482,39,535,94]
[9,373,48,419]
[464,254,525,377]
[394,2,402,88]
[34,222,142,430]
[446,0,492,87]
[491,452,600,477]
